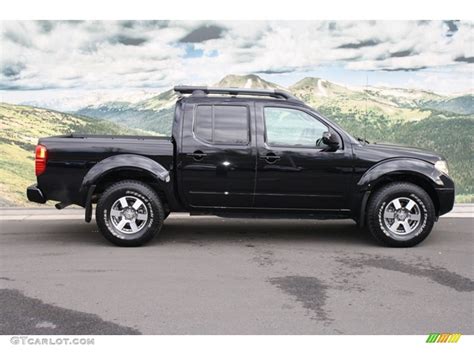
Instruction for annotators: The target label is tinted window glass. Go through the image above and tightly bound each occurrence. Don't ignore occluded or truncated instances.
[195,105,212,142]
[214,106,249,144]
[264,107,328,148]
[194,105,249,145]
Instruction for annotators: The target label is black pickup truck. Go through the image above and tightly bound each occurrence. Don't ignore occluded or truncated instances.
[27,86,455,247]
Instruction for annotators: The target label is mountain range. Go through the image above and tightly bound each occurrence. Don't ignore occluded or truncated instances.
[76,74,473,137]
[1,74,473,205]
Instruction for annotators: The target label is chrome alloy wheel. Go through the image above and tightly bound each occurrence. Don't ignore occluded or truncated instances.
[382,197,422,239]
[109,196,149,236]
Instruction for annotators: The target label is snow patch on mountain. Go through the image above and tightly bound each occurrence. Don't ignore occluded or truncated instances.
[317,79,328,97]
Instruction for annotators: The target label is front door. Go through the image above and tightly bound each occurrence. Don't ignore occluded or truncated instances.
[179,102,257,208]
[254,104,352,211]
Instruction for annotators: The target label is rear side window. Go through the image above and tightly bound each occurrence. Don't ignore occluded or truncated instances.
[194,105,249,145]
[195,105,213,142]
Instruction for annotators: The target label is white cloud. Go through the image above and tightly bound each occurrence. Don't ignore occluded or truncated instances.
[0,20,472,94]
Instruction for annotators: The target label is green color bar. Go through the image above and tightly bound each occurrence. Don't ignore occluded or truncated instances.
[426,333,439,343]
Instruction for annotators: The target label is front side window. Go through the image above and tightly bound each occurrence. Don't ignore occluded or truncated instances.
[264,107,329,148]
[194,105,249,145]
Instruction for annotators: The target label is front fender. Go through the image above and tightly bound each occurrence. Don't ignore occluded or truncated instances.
[354,158,453,227]
[80,154,170,197]
[357,158,444,191]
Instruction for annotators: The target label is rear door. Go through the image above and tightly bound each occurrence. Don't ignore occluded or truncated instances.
[179,101,257,208]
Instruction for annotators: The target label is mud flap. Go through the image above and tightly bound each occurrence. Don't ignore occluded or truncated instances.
[84,185,96,223]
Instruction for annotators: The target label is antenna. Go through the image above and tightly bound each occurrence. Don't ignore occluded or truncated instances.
[364,73,368,144]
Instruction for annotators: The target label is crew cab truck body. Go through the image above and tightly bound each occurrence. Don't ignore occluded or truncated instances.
[27,86,455,247]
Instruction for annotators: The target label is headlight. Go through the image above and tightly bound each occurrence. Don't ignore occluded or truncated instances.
[435,160,449,176]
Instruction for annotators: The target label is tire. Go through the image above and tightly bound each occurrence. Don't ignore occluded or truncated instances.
[95,180,165,247]
[367,182,435,247]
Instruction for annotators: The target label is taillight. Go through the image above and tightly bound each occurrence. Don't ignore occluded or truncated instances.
[35,144,47,176]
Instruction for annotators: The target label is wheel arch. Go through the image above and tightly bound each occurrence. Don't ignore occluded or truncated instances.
[367,173,439,213]
[79,154,173,221]
[357,159,442,226]
[92,168,170,204]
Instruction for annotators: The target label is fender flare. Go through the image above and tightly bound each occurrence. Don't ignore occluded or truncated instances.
[357,158,443,191]
[356,158,444,227]
[79,154,171,220]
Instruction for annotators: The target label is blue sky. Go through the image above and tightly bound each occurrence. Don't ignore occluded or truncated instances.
[0,20,472,109]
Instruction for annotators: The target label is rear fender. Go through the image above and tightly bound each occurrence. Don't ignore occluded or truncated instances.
[80,154,171,205]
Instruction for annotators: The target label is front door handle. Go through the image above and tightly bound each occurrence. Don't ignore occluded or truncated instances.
[188,150,207,161]
[260,153,280,164]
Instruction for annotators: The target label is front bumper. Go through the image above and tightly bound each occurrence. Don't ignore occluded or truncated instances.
[435,174,455,216]
[27,184,46,204]
[436,187,455,216]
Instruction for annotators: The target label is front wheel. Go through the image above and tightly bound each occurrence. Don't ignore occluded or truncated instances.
[367,182,436,247]
[96,180,165,247]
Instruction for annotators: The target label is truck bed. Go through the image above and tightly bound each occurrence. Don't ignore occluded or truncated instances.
[36,134,174,206]
[49,133,171,141]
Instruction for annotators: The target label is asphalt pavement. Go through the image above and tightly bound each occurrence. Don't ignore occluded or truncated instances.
[0,210,473,335]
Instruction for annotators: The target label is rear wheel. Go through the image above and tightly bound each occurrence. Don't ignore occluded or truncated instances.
[367,182,435,247]
[96,180,164,247]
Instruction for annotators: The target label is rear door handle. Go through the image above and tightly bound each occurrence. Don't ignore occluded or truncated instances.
[188,150,207,160]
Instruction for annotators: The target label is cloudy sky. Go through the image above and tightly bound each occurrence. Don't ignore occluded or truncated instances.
[0,20,472,108]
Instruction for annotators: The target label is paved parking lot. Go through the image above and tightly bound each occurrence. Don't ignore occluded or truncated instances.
[0,210,473,334]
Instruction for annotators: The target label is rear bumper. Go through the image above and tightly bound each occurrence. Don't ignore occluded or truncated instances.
[26,184,46,204]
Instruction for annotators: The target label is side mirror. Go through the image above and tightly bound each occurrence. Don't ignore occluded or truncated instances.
[322,131,339,151]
